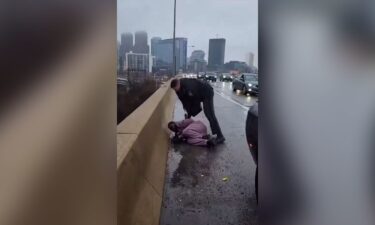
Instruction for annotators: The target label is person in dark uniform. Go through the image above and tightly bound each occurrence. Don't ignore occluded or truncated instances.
[170,78,225,144]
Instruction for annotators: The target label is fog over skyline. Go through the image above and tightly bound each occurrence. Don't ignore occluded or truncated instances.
[118,0,258,66]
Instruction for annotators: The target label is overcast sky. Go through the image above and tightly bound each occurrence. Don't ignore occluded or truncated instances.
[117,0,258,66]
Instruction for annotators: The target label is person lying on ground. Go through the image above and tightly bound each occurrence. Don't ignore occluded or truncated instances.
[168,118,217,147]
[170,78,225,144]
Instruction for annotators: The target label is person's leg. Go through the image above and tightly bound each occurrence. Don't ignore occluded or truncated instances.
[203,92,224,139]
[186,137,208,146]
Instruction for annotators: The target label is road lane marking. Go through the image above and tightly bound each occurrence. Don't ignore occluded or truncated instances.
[214,90,249,111]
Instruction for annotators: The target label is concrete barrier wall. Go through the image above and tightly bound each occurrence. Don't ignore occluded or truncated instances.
[117,81,176,225]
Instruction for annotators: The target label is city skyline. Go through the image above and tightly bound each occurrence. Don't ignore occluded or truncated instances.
[117,0,258,66]
[118,31,256,67]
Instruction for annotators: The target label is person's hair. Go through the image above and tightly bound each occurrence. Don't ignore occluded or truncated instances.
[168,121,176,130]
[170,79,179,89]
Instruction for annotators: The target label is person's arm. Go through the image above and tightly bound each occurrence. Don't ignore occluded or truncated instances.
[171,134,184,144]
[179,80,199,118]
[181,101,192,118]
[177,90,193,118]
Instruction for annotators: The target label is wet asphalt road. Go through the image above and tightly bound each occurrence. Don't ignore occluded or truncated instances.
[160,81,258,225]
[210,81,258,108]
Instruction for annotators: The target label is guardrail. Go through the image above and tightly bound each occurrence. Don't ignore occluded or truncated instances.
[117,80,176,225]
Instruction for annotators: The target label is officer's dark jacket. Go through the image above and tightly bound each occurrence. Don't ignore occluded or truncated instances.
[176,78,213,117]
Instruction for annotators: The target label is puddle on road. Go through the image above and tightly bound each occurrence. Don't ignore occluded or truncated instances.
[167,144,213,188]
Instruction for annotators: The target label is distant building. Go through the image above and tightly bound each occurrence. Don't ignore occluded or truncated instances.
[118,33,134,73]
[247,52,255,67]
[117,41,121,72]
[188,50,207,73]
[117,41,120,54]
[125,52,150,72]
[224,61,249,73]
[190,50,205,62]
[119,57,125,73]
[133,31,149,54]
[154,38,187,72]
[208,38,226,71]
[120,32,133,56]
[189,60,207,73]
[149,55,154,73]
[151,56,156,67]
[151,37,162,56]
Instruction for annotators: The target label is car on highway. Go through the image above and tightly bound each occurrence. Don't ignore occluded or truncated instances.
[183,73,196,78]
[232,73,258,95]
[219,73,233,82]
[204,72,217,82]
[197,72,206,80]
[190,73,197,79]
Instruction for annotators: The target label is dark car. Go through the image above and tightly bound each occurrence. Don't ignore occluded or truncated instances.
[232,73,258,95]
[219,73,233,82]
[204,73,217,82]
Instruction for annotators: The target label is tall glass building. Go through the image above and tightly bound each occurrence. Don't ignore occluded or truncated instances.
[208,38,226,71]
[133,31,149,54]
[154,38,187,72]
[120,32,134,56]
[151,37,162,57]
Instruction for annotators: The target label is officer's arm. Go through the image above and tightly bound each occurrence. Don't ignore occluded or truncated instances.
[178,95,193,118]
[177,86,194,117]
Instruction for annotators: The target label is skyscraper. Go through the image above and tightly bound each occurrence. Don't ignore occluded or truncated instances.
[117,41,122,72]
[118,33,134,73]
[247,52,254,67]
[151,37,162,57]
[154,38,187,72]
[189,50,207,73]
[120,32,133,56]
[133,31,149,54]
[190,50,205,62]
[208,38,226,71]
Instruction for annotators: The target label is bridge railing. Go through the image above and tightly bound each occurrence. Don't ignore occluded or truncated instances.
[117,79,176,225]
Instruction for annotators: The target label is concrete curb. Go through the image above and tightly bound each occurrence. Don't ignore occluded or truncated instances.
[117,80,176,225]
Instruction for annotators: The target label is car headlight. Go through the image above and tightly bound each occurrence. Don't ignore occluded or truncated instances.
[248,83,253,87]
[223,76,226,78]
[205,75,208,78]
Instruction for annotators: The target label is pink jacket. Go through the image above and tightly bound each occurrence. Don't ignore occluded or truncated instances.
[175,118,208,146]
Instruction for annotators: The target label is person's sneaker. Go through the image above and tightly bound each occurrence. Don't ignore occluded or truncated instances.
[215,136,226,144]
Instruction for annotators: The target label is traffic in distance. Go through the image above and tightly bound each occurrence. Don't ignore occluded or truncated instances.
[183,72,259,96]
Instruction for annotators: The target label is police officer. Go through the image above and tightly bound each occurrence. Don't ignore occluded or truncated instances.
[170,78,225,144]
